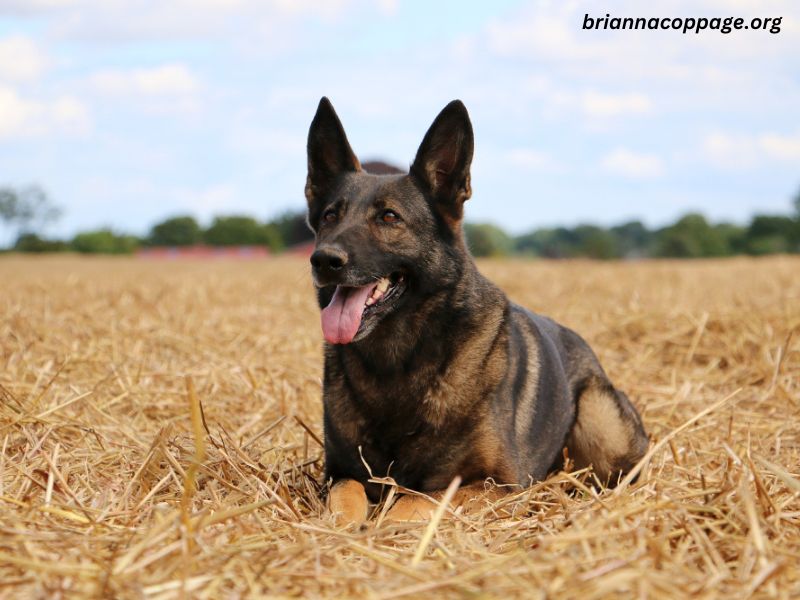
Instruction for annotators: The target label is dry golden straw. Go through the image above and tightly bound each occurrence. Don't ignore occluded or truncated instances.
[411,475,462,566]
[1,254,799,598]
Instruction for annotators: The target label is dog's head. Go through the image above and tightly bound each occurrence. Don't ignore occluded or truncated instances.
[305,97,474,345]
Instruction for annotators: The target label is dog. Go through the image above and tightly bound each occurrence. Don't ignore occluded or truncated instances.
[305,97,648,523]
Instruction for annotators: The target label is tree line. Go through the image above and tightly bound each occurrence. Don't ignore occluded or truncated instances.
[2,184,800,259]
[464,207,800,258]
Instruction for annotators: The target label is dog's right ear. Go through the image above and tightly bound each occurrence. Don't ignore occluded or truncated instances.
[305,97,361,218]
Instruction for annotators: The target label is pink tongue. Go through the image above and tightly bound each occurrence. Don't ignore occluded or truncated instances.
[321,283,377,344]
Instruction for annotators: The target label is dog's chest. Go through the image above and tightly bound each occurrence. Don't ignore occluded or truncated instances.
[357,419,467,489]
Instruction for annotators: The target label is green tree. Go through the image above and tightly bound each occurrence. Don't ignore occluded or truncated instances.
[268,210,314,247]
[714,222,747,255]
[573,225,620,259]
[148,215,202,246]
[71,229,139,254]
[463,223,513,257]
[204,215,282,250]
[14,233,69,253]
[654,213,730,258]
[610,221,653,258]
[512,230,540,256]
[745,215,798,254]
[514,227,581,258]
[0,185,62,241]
[793,186,800,219]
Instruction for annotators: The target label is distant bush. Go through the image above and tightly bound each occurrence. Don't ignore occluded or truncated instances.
[746,215,800,254]
[14,233,69,253]
[7,182,800,258]
[148,215,202,246]
[714,223,748,255]
[514,227,580,258]
[464,223,513,257]
[654,213,730,258]
[71,230,139,254]
[204,216,282,250]
[269,210,314,247]
[610,221,653,258]
[572,225,620,259]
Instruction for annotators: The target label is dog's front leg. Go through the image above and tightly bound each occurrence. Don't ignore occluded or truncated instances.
[327,479,369,525]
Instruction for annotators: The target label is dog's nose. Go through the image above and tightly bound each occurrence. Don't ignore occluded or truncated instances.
[310,247,348,273]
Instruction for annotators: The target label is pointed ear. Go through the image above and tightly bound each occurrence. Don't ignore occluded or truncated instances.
[410,100,474,223]
[305,97,361,209]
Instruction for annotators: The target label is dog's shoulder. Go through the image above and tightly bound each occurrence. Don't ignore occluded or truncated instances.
[507,302,605,385]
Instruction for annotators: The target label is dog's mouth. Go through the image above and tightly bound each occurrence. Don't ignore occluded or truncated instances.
[321,272,406,344]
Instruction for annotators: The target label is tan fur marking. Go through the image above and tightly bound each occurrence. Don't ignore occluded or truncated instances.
[471,421,516,484]
[384,494,436,521]
[568,386,635,482]
[514,326,540,444]
[384,483,509,522]
[422,309,505,427]
[328,479,368,526]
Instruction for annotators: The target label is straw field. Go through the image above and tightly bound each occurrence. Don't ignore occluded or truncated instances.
[1,254,799,599]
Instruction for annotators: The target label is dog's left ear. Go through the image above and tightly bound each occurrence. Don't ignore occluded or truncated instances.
[305,97,361,213]
[410,100,474,224]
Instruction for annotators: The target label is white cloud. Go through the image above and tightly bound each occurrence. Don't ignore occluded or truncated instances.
[267,0,354,19]
[0,86,32,136]
[376,0,398,16]
[90,63,199,96]
[0,35,48,81]
[703,131,800,168]
[51,95,90,130]
[580,91,652,118]
[523,86,653,124]
[600,148,664,178]
[506,148,560,172]
[175,184,238,221]
[493,75,653,124]
[759,133,800,162]
[0,0,77,14]
[15,0,362,42]
[88,63,202,116]
[0,85,89,138]
[703,132,758,169]
[487,14,587,61]
[482,1,800,94]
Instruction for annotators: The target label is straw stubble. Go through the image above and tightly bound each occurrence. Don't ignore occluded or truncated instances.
[1,255,798,598]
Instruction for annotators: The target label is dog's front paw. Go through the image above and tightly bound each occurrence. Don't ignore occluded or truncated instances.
[384,494,437,522]
[327,479,368,526]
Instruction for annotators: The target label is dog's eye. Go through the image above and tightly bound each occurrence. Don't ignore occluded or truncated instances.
[381,210,401,224]
[322,209,337,224]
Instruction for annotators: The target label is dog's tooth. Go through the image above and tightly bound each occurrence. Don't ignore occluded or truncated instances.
[366,297,375,306]
[377,278,390,293]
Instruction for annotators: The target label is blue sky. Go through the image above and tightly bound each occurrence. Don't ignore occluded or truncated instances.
[1,0,799,243]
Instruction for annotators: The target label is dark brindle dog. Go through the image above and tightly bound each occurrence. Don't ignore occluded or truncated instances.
[305,97,648,523]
